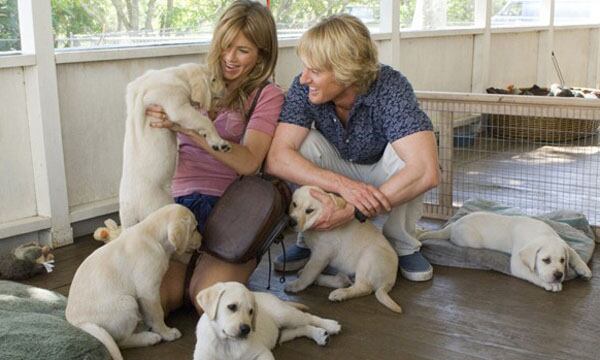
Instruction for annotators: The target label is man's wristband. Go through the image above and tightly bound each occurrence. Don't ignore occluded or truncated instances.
[354,208,367,223]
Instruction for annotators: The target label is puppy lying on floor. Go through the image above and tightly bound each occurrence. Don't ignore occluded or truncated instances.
[193,282,341,360]
[284,186,402,313]
[418,212,592,292]
[66,204,202,360]
[119,63,229,228]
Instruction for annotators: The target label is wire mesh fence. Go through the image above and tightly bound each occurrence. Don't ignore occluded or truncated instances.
[417,92,600,228]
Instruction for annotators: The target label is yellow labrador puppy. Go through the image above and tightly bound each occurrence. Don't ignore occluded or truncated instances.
[119,63,228,228]
[193,282,341,360]
[66,204,202,360]
[418,212,592,291]
[285,186,402,313]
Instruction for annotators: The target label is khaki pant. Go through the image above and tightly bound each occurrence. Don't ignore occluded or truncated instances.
[296,130,423,256]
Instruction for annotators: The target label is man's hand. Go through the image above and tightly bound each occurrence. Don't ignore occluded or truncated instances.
[310,189,355,231]
[337,178,392,218]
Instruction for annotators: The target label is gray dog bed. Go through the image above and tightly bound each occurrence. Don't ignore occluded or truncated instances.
[420,198,596,280]
[0,280,110,360]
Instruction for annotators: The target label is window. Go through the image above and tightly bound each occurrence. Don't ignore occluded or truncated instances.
[401,0,476,30]
[554,0,600,25]
[51,0,236,50]
[492,0,545,26]
[492,0,600,27]
[270,0,380,38]
[0,0,20,52]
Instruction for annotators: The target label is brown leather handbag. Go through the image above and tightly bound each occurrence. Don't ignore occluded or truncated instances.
[201,175,291,263]
[200,82,292,263]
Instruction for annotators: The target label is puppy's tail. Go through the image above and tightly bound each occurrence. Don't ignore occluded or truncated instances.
[78,322,123,360]
[417,226,452,240]
[375,288,402,314]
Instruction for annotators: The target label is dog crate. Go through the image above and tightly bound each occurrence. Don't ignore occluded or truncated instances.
[417,92,600,233]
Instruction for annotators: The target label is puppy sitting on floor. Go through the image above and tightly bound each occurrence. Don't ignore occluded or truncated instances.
[285,186,402,313]
[193,281,341,360]
[418,212,592,292]
[66,204,202,360]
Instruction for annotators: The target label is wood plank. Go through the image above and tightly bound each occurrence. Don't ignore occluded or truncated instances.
[17,232,600,360]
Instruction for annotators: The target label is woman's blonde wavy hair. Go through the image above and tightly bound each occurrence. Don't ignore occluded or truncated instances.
[206,0,278,116]
[297,14,379,94]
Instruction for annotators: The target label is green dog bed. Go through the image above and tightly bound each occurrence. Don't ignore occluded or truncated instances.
[421,198,596,280]
[0,280,110,360]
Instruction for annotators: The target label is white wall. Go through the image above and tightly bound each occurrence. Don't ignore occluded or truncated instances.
[0,67,37,222]
[1,26,599,250]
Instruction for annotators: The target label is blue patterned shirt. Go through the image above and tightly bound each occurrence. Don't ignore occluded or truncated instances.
[280,64,433,165]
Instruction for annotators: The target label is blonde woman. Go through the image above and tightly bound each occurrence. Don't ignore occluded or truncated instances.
[266,14,440,282]
[146,0,283,313]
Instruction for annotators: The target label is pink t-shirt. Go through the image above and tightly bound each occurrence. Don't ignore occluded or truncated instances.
[171,83,284,197]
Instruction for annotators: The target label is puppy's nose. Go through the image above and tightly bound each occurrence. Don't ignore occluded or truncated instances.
[553,271,564,281]
[239,324,251,337]
[289,218,297,228]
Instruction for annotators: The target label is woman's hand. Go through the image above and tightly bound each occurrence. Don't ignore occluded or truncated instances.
[309,189,355,231]
[146,105,193,135]
[337,177,392,218]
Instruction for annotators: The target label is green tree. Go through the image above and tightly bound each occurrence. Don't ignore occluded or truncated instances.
[0,0,19,51]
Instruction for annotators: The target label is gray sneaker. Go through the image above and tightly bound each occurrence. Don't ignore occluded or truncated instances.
[398,251,433,281]
[274,244,311,272]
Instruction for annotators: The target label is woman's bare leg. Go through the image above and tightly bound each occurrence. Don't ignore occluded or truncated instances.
[160,253,257,315]
[188,252,257,314]
[160,260,187,314]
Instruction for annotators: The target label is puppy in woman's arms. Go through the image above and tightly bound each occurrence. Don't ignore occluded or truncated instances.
[193,282,341,360]
[285,186,403,313]
[119,63,229,228]
[418,212,592,292]
[66,204,202,360]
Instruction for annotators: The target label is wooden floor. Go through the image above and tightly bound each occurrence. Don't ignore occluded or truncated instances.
[23,231,600,360]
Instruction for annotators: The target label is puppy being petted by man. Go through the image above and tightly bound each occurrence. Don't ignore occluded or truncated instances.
[266,14,440,281]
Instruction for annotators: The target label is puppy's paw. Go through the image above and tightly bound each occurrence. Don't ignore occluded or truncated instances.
[133,331,162,346]
[159,327,182,341]
[284,280,306,293]
[205,136,231,153]
[320,319,341,335]
[334,273,353,288]
[311,328,330,346]
[543,282,562,292]
[328,289,348,302]
[578,266,592,280]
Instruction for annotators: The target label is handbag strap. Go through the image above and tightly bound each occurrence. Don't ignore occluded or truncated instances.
[242,82,269,175]
[245,82,268,121]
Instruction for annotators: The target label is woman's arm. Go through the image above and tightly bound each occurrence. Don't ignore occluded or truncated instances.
[148,114,271,176]
[186,128,272,175]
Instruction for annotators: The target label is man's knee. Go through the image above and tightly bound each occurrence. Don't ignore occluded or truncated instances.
[299,130,330,164]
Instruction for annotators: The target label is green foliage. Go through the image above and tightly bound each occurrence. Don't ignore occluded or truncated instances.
[400,0,416,28]
[448,0,474,25]
[0,0,20,51]
[2,0,515,51]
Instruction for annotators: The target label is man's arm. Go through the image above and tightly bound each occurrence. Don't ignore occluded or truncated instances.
[379,130,440,205]
[265,123,390,229]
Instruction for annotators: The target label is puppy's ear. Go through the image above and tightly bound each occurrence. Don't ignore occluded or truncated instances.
[519,242,541,272]
[168,217,192,255]
[190,71,212,109]
[196,283,226,320]
[328,193,347,209]
[251,297,257,331]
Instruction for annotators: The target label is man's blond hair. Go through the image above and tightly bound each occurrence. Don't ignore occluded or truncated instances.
[298,14,379,93]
